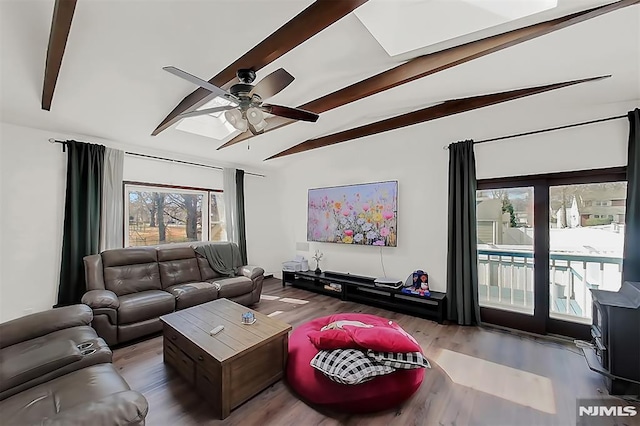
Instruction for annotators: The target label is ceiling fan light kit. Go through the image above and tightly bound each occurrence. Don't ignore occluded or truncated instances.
[165,66,319,138]
[224,109,248,132]
[247,107,268,132]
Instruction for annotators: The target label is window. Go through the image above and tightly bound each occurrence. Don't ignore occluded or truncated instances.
[125,183,226,247]
[210,192,227,242]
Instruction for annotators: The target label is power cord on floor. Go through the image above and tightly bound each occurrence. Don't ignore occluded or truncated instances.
[482,324,584,356]
[379,246,386,278]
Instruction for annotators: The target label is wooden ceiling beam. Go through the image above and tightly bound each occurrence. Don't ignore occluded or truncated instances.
[42,0,77,111]
[265,75,610,160]
[219,0,638,150]
[151,0,369,136]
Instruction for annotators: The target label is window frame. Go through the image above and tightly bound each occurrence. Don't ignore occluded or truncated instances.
[123,181,225,247]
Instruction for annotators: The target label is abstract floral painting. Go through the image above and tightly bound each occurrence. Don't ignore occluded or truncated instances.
[307,181,398,246]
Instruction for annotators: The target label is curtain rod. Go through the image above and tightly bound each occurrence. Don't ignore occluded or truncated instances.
[443,114,628,150]
[48,139,265,177]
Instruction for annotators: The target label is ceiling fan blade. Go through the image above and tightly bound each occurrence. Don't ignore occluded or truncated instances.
[261,104,319,122]
[249,68,295,99]
[163,66,238,102]
[178,105,236,119]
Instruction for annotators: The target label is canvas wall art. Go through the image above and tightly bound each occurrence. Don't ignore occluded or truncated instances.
[307,181,398,247]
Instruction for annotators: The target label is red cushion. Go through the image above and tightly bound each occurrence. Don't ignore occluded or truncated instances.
[345,325,422,353]
[306,315,422,353]
[307,329,359,350]
[287,313,424,413]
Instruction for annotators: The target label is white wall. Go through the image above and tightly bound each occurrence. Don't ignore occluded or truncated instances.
[243,172,287,277]
[271,99,633,292]
[0,121,280,321]
[124,155,223,189]
[0,122,67,322]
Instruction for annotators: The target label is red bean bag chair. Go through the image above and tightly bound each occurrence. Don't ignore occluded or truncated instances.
[286,313,425,413]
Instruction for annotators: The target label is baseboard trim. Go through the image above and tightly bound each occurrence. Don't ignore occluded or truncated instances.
[264,273,274,279]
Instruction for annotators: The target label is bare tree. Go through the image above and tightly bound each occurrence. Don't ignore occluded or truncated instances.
[154,193,166,242]
[165,194,200,240]
[182,195,199,240]
[560,187,569,228]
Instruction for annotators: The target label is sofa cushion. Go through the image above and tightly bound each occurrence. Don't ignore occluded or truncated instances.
[196,256,222,281]
[102,247,157,267]
[104,262,162,296]
[165,282,219,310]
[157,246,195,262]
[213,276,253,299]
[118,290,175,324]
[159,259,202,289]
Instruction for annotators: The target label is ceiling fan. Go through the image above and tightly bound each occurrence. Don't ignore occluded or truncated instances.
[163,66,319,135]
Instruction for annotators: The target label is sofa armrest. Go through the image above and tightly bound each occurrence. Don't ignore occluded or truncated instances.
[0,305,93,349]
[0,339,82,393]
[237,265,265,280]
[82,290,120,310]
[42,390,149,426]
[84,254,106,291]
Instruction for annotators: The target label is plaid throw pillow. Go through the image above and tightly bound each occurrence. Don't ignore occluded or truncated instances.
[310,349,395,385]
[366,350,432,369]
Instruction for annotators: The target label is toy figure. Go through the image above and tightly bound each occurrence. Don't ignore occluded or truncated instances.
[419,274,429,291]
[412,270,424,289]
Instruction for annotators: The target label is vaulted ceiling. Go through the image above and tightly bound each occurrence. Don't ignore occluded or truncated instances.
[1,0,638,170]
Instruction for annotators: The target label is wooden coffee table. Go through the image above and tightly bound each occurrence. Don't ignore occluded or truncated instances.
[159,298,292,419]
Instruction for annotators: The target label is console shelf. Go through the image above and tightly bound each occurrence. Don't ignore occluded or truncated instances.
[282,270,446,323]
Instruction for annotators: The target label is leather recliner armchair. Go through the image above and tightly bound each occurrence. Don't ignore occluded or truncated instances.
[0,305,148,425]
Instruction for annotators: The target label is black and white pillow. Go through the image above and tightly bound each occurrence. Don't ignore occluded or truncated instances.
[310,348,395,385]
[366,350,431,369]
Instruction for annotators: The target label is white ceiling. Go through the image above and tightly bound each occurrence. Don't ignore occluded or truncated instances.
[354,0,559,56]
[0,0,638,171]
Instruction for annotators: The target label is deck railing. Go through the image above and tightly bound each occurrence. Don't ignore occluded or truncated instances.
[478,248,623,322]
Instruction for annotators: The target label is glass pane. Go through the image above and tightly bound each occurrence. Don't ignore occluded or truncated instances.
[128,191,203,246]
[477,187,535,315]
[210,192,227,242]
[549,182,626,323]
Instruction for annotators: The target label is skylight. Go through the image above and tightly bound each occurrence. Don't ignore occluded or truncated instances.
[354,0,558,57]
[175,97,240,141]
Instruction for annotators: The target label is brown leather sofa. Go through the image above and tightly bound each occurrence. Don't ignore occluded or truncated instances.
[0,305,148,425]
[82,243,264,346]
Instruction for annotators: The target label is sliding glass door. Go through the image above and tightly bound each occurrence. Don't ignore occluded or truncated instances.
[477,168,627,338]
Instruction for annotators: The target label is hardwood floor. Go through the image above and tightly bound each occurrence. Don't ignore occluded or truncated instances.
[112,278,632,425]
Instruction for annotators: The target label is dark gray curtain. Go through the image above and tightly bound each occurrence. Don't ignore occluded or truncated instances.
[57,141,105,306]
[236,169,248,265]
[446,140,481,325]
[623,108,640,283]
